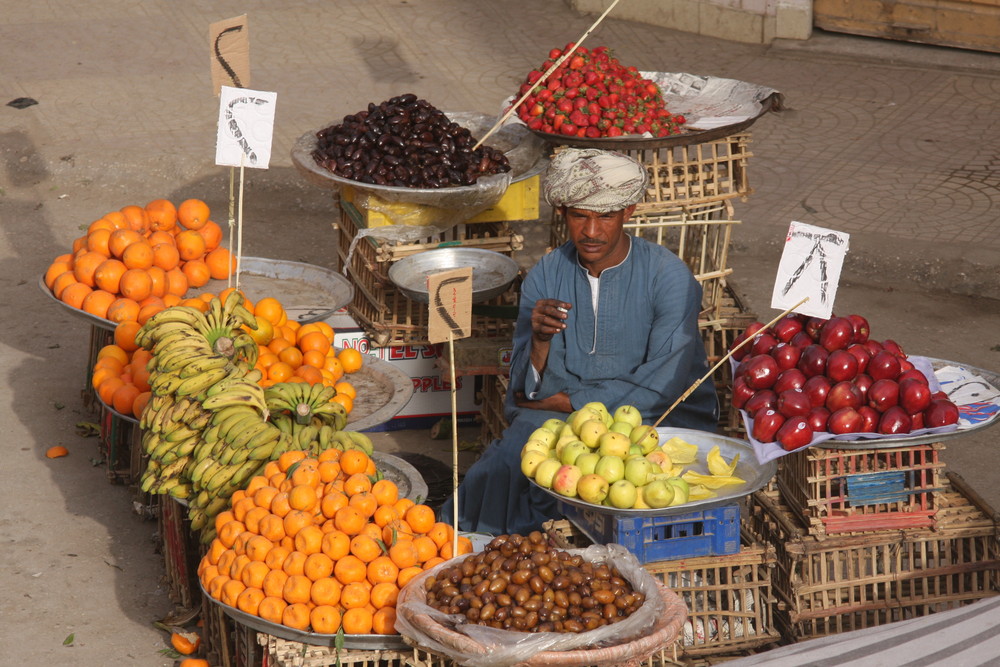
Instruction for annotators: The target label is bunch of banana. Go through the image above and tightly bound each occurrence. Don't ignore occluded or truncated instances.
[265,381,348,430]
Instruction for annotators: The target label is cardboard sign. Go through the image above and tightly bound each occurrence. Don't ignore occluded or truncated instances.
[215,86,276,169]
[209,15,250,95]
[427,268,472,344]
[770,221,849,319]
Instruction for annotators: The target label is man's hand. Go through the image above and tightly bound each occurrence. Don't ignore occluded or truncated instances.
[531,299,571,342]
[515,391,573,413]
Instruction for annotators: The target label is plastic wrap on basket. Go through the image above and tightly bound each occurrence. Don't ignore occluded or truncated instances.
[395,543,684,667]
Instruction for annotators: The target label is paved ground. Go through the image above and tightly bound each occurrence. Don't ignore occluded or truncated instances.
[1,1,999,665]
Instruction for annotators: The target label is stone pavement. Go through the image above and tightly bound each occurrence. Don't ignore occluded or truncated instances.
[1,1,999,665]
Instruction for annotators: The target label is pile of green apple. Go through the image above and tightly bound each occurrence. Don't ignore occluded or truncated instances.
[520,401,744,511]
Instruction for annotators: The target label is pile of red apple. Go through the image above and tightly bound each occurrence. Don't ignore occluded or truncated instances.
[730,313,960,451]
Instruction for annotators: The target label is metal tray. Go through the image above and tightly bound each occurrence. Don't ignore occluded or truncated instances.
[39,256,354,331]
[291,111,549,197]
[373,451,428,503]
[201,581,410,650]
[532,427,777,517]
[387,247,520,304]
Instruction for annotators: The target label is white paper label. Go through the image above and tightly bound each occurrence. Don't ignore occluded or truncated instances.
[215,86,276,168]
[770,221,849,319]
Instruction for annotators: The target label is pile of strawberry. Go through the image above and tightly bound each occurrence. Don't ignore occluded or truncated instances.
[514,44,685,139]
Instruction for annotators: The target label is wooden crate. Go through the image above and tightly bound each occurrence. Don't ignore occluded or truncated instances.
[545,518,781,658]
[744,472,1000,643]
[201,595,264,667]
[157,496,201,611]
[262,636,454,667]
[776,442,946,539]
[336,202,522,347]
[97,403,138,484]
[698,283,757,439]
[477,372,510,448]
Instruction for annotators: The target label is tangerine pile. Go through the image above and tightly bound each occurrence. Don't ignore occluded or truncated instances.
[44,198,234,324]
[198,449,472,635]
[91,334,152,419]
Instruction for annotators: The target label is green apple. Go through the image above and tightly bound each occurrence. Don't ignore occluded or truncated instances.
[645,450,672,470]
[624,457,653,487]
[528,428,558,449]
[594,455,625,484]
[581,401,611,426]
[575,452,601,476]
[629,444,644,456]
[520,450,549,478]
[632,491,651,509]
[612,404,643,430]
[642,480,675,508]
[541,418,567,436]
[629,424,660,454]
[533,458,563,489]
[666,477,691,506]
[569,407,604,435]
[559,440,590,466]
[521,440,551,458]
[609,421,633,436]
[577,474,610,505]
[555,435,583,458]
[552,465,583,498]
[577,419,608,448]
[608,479,638,509]
[598,431,631,458]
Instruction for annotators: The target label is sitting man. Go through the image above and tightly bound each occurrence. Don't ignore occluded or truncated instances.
[441,148,719,535]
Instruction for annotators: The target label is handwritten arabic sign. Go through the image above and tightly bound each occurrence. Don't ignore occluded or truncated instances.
[427,268,472,344]
[215,86,276,169]
[770,221,849,319]
[209,15,250,96]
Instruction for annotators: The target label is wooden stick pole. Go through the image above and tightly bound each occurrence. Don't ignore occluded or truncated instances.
[472,0,622,150]
[227,166,236,290]
[449,331,459,557]
[235,160,246,292]
[652,297,810,428]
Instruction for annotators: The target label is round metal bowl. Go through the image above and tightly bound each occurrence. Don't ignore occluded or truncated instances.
[387,247,519,304]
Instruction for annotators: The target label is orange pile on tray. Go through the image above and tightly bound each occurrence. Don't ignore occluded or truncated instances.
[44,198,233,323]
[197,449,472,635]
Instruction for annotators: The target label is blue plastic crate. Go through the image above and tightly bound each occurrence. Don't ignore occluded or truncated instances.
[557,501,741,564]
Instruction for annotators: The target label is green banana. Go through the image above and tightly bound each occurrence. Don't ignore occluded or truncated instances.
[219,413,263,444]
[188,456,218,484]
[296,424,319,449]
[155,455,192,483]
[174,366,231,397]
[205,376,262,398]
[178,354,231,378]
[347,431,374,456]
[196,461,228,490]
[188,508,208,531]
[204,463,241,492]
[248,436,280,461]
[202,391,268,414]
[228,420,274,451]
[186,409,212,432]
[246,423,281,450]
[227,459,262,491]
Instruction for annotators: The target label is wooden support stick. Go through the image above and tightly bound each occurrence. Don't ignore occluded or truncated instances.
[472,0,622,150]
[652,297,810,428]
[449,331,459,556]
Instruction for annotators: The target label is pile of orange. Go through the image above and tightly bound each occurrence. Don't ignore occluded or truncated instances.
[91,323,152,418]
[43,198,234,324]
[197,449,471,636]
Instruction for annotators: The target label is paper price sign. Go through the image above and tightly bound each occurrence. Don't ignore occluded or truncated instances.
[215,86,276,169]
[427,268,472,344]
[209,15,250,95]
[770,221,849,320]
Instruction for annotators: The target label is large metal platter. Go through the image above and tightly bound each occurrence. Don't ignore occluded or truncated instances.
[387,247,520,304]
[291,110,549,196]
[201,581,409,650]
[532,427,777,517]
[373,451,428,503]
[811,357,1000,450]
[39,256,353,331]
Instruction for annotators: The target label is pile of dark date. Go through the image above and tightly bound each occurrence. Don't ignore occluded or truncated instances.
[312,94,510,188]
[423,531,646,633]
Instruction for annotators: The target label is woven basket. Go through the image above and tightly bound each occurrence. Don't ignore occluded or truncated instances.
[398,579,686,667]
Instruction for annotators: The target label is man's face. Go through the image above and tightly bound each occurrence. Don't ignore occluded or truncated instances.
[563,205,635,276]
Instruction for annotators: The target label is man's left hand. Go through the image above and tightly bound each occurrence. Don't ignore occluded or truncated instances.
[514,391,573,413]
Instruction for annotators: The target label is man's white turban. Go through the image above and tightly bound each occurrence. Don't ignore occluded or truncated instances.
[542,148,648,213]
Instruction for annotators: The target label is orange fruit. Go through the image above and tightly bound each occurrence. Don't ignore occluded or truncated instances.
[92,258,127,294]
[113,320,141,352]
[152,242,180,271]
[254,297,286,327]
[217,520,246,549]
[333,506,367,536]
[310,578,342,607]
[302,552,334,582]
[342,607,374,635]
[282,509,314,539]
[369,581,399,610]
[340,450,370,477]
[111,383,140,415]
[181,259,210,288]
[199,219,223,251]
[145,199,177,232]
[257,596,287,624]
[367,556,400,586]
[372,607,397,635]
[119,268,152,302]
[281,550,308,577]
[293,524,324,555]
[108,228,142,258]
[145,267,167,298]
[349,534,383,564]
[334,381,357,399]
[106,297,141,324]
[73,251,107,287]
[86,228,113,257]
[176,229,207,261]
[87,218,116,235]
[220,578,246,607]
[412,536,438,564]
[371,480,399,507]
[340,581,370,610]
[81,289,116,319]
[51,271,79,300]
[261,569,289,599]
[440,536,474,559]
[282,602,312,631]
[282,574,313,605]
[164,267,189,297]
[388,540,419,569]
[44,259,74,290]
[121,240,154,270]
[310,605,342,634]
[243,507,271,535]
[178,199,210,230]
[241,561,270,590]
[333,554,367,585]
[131,391,151,418]
[396,565,424,589]
[332,393,354,414]
[205,247,235,280]
[45,445,69,459]
[427,522,454,549]
[236,586,265,616]
[277,450,307,473]
[338,348,364,373]
[120,204,150,234]
[405,504,436,535]
[321,530,351,560]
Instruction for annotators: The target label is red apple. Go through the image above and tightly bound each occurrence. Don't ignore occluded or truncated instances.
[731,375,757,410]
[778,389,813,418]
[803,375,833,408]
[858,406,880,432]
[744,322,765,338]
[743,355,780,390]
[751,332,779,356]
[868,378,900,413]
[826,349,859,383]
[868,350,902,381]
[745,389,778,417]
[772,316,804,343]
[847,314,870,343]
[804,317,827,341]
[853,373,874,403]
[819,316,855,352]
[777,417,814,451]
[846,344,871,374]
[790,331,814,349]
[899,378,932,414]
[882,339,905,357]
[774,368,808,394]
[730,331,752,361]
[899,358,915,372]
[897,368,929,385]
[771,343,802,371]
[798,345,830,378]
[752,408,786,443]
[828,407,864,434]
[911,412,925,430]
[826,381,863,413]
[862,340,884,357]
[878,405,912,434]
[807,406,831,432]
[924,399,960,427]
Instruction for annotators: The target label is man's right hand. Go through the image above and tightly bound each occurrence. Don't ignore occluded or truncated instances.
[531,299,571,342]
